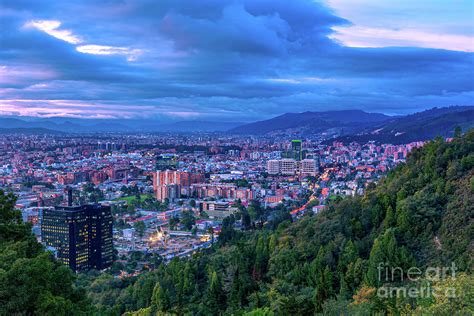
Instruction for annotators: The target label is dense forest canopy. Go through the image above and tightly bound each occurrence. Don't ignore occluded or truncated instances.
[1,130,473,315]
[0,191,92,315]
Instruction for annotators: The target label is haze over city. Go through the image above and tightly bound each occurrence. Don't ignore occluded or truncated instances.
[1,0,473,121]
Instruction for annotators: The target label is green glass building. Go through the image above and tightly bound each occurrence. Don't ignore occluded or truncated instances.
[291,140,303,161]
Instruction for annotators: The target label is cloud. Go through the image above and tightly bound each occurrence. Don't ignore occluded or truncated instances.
[0,0,472,121]
[0,65,58,87]
[23,19,144,62]
[24,20,82,44]
[331,26,474,52]
[76,45,143,61]
[326,0,474,52]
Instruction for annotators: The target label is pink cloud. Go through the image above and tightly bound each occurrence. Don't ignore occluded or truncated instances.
[331,26,474,52]
[0,99,204,120]
[0,65,58,86]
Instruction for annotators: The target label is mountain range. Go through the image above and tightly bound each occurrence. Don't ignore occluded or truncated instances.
[0,127,65,135]
[327,106,474,144]
[229,109,390,135]
[230,106,474,143]
[0,117,244,134]
[0,106,472,143]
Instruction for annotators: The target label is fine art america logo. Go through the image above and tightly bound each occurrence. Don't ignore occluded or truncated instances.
[377,262,458,298]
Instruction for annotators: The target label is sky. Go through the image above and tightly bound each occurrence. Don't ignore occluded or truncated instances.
[0,0,473,121]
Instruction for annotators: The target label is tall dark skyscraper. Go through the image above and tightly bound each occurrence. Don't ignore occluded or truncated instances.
[41,204,113,272]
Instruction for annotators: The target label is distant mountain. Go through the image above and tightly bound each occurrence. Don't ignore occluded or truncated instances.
[2,106,472,137]
[329,106,474,144]
[0,117,245,133]
[229,110,391,135]
[152,121,245,132]
[0,127,64,135]
[0,117,131,133]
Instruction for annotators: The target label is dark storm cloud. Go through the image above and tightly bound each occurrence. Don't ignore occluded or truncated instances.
[0,0,472,119]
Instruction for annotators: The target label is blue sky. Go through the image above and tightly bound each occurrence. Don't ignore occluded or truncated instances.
[0,0,473,121]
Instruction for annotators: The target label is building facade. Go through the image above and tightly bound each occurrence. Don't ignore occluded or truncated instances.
[290,140,303,161]
[41,204,113,272]
[153,170,204,201]
[267,159,280,175]
[280,158,297,175]
[266,158,319,176]
[300,158,317,176]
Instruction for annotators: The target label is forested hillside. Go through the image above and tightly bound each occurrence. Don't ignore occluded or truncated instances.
[1,130,473,315]
[0,191,92,315]
[81,130,474,315]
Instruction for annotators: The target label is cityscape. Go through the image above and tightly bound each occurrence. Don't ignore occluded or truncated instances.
[1,132,425,276]
[0,0,473,315]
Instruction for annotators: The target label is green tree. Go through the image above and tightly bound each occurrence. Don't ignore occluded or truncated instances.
[383,205,396,229]
[180,210,196,231]
[244,307,275,316]
[0,190,92,315]
[413,273,474,314]
[454,126,462,138]
[133,221,146,238]
[168,216,179,230]
[206,271,225,314]
[366,229,413,287]
[254,235,269,280]
[151,283,170,313]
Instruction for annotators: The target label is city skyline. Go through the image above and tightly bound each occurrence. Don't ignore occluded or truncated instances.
[1,0,473,121]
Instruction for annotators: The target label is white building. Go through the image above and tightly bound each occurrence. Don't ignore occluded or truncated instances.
[280,158,297,175]
[300,159,317,176]
[266,158,318,176]
[267,159,281,175]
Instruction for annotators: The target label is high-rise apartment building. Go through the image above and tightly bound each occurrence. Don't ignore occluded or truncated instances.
[155,183,180,202]
[153,170,204,201]
[41,204,113,272]
[153,170,205,187]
